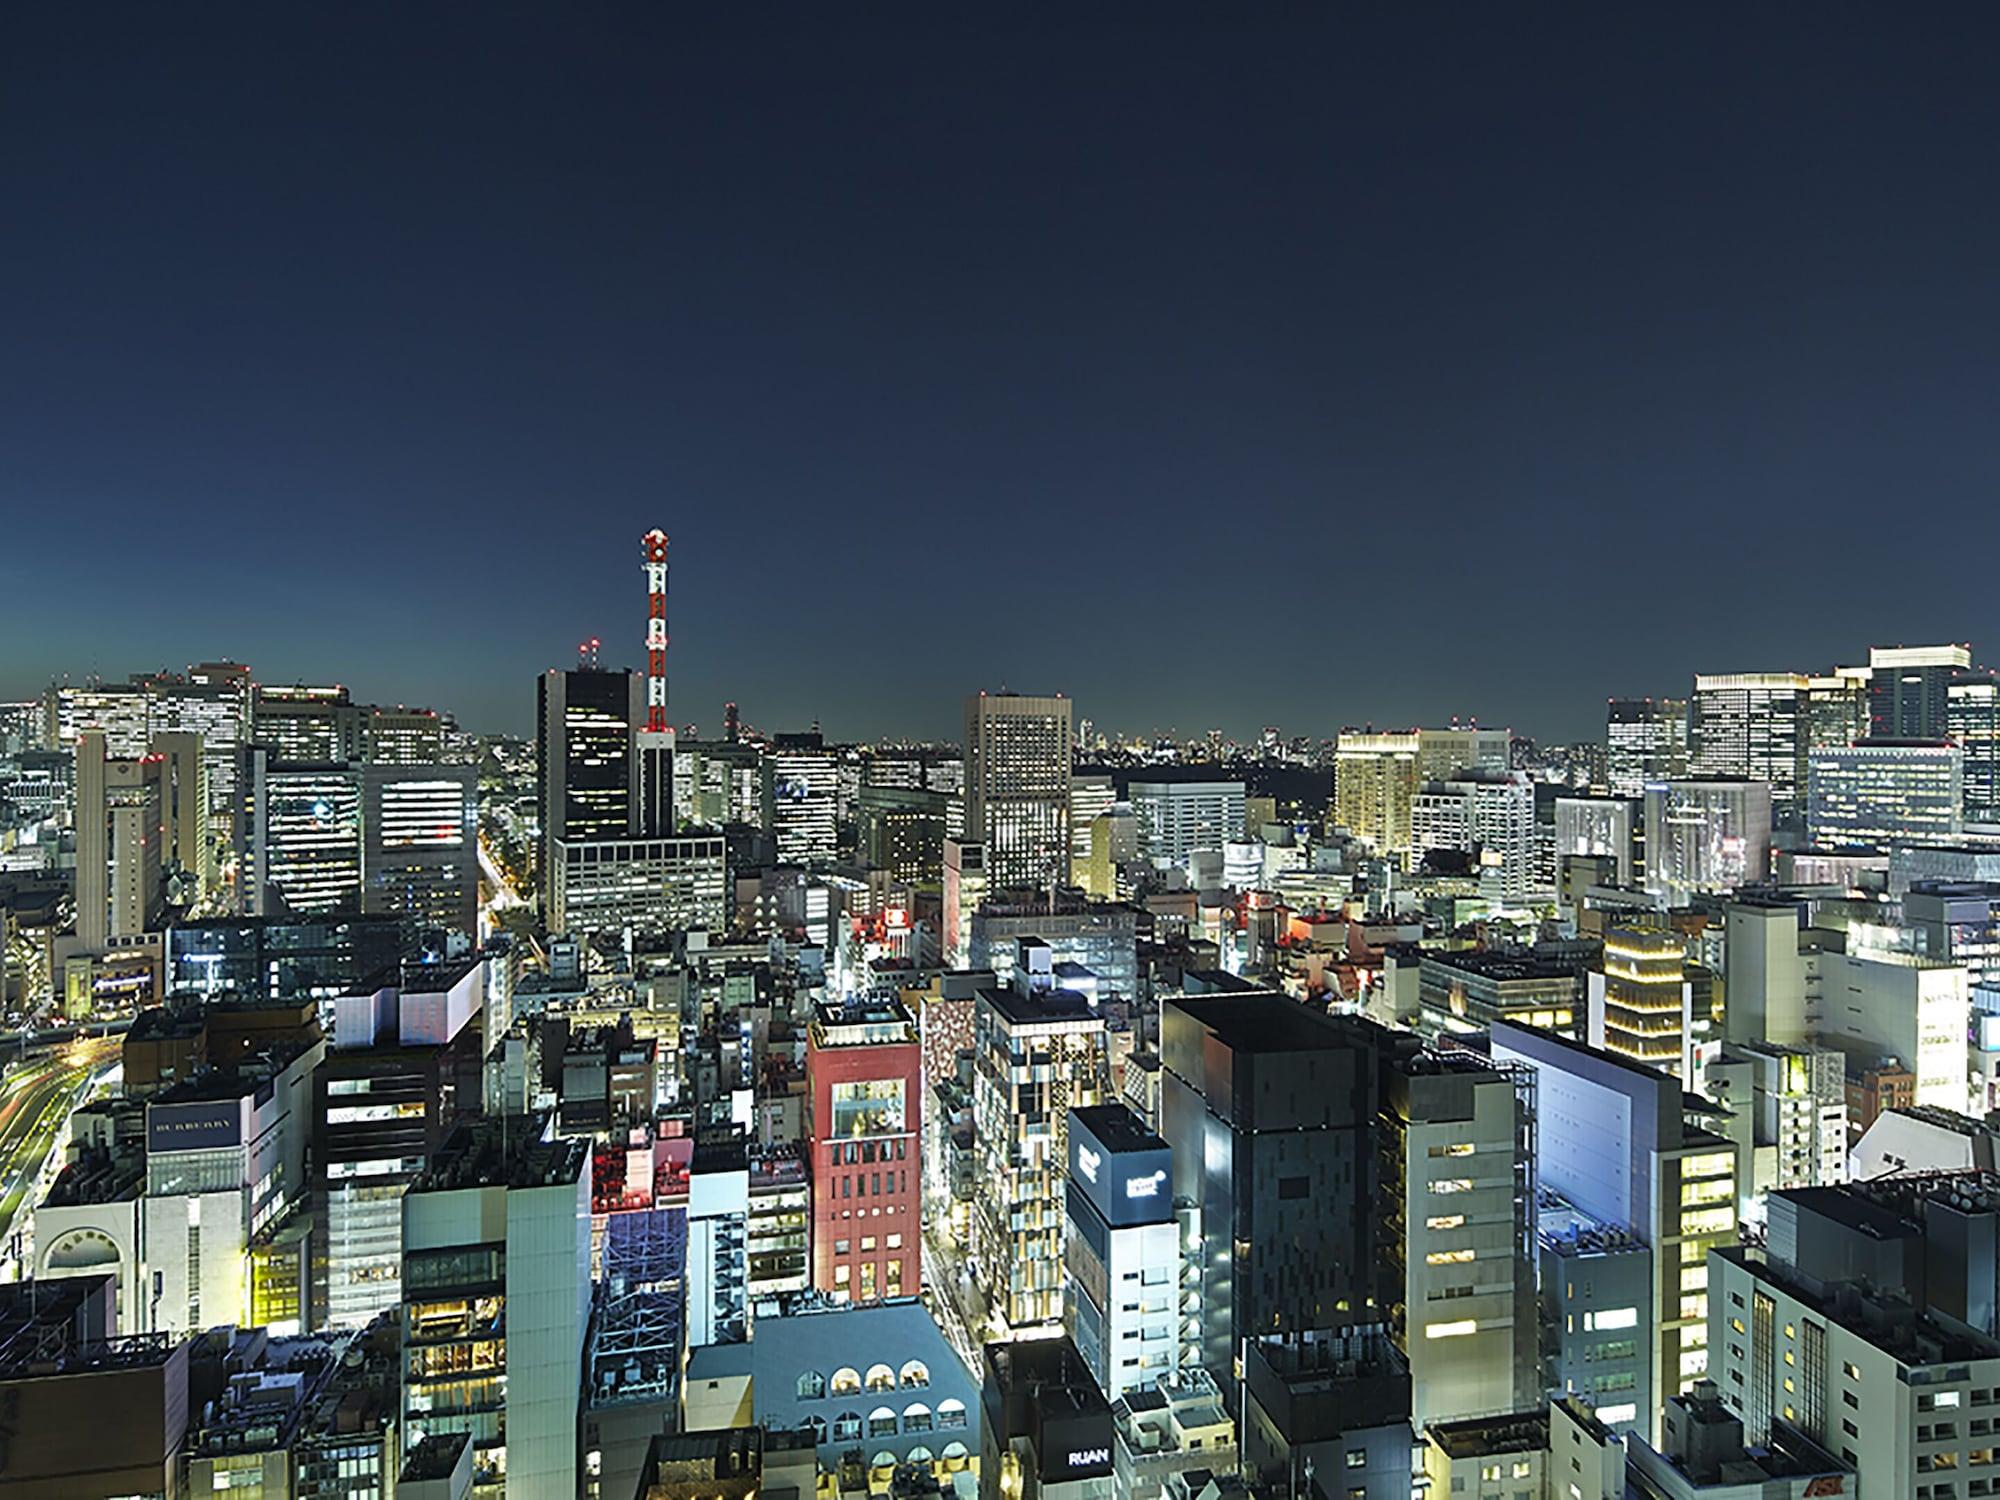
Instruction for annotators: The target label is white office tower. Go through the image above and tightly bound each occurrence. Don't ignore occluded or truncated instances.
[764,734,839,865]
[1643,779,1773,903]
[1700,1041,1847,1205]
[1410,768,1537,900]
[402,1116,591,1499]
[686,1133,750,1347]
[1062,1104,1178,1401]
[1127,780,1246,872]
[964,692,1073,889]
[1805,739,1963,849]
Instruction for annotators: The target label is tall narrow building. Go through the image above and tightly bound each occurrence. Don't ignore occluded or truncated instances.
[964,692,1073,890]
[806,999,922,1303]
[536,666,645,909]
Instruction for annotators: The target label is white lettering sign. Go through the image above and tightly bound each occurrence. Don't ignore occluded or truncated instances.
[1077,1145,1101,1183]
[1125,1169,1166,1199]
[1068,1449,1110,1469]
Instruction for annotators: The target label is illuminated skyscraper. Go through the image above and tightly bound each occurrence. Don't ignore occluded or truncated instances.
[1690,674,1806,824]
[1335,730,1421,857]
[1948,675,2000,822]
[1605,699,1689,798]
[1068,772,1115,879]
[1805,740,1962,850]
[964,692,1073,889]
[362,763,478,938]
[1802,668,1869,753]
[536,666,644,909]
[1868,642,1971,740]
[254,683,368,763]
[1410,768,1536,900]
[235,749,364,915]
[763,732,839,865]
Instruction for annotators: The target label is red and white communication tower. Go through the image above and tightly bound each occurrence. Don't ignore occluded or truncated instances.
[641,529,669,731]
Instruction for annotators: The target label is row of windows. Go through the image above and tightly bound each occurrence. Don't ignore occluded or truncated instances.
[809,1403,970,1441]
[795,1362,935,1398]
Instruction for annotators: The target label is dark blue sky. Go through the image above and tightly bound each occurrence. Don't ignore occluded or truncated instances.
[5,6,1998,743]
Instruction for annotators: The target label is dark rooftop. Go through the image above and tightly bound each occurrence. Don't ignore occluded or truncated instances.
[409,1114,587,1193]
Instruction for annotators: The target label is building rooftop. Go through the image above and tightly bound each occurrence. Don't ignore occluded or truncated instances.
[1166,992,1346,1054]
[1071,1103,1167,1155]
[1427,1409,1549,1459]
[409,1114,587,1193]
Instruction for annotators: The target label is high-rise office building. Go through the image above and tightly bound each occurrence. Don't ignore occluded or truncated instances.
[366,706,446,765]
[235,749,364,916]
[1416,724,1512,783]
[150,730,213,896]
[45,680,151,756]
[144,669,249,843]
[972,944,1110,1338]
[1410,768,1537,899]
[1335,730,1421,857]
[1606,699,1689,798]
[1868,642,1972,740]
[362,763,478,938]
[74,729,165,950]
[536,666,645,909]
[1949,675,2000,823]
[1690,673,1807,824]
[547,834,729,943]
[763,733,839,866]
[254,684,368,763]
[807,1000,922,1303]
[1642,778,1773,903]
[964,692,1073,890]
[1802,669,1870,753]
[1127,780,1245,871]
[402,1115,592,1499]
[1061,1104,1177,1402]
[1805,739,1962,849]
[1811,948,1970,1112]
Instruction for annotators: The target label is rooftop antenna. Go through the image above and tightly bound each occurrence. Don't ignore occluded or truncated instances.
[579,637,602,670]
[641,530,669,732]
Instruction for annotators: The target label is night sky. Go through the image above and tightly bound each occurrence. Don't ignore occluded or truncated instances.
[6,7,1999,744]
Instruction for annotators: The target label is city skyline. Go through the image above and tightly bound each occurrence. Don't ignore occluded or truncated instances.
[7,8,2000,739]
